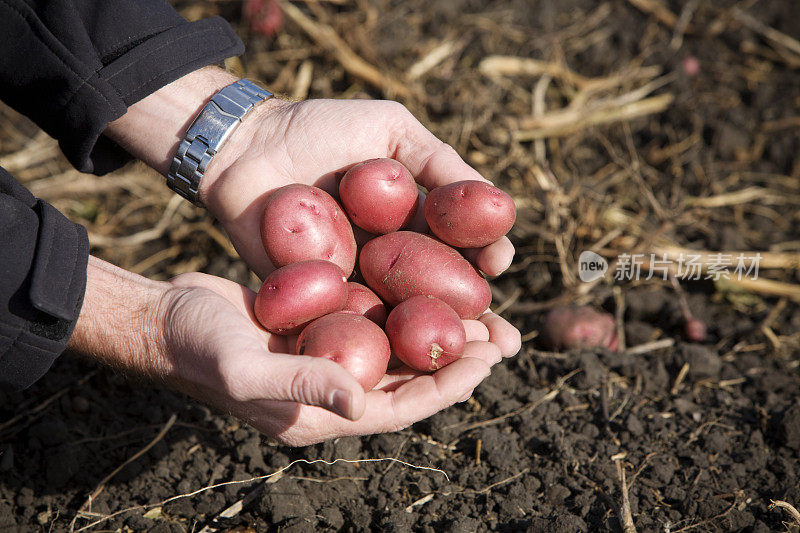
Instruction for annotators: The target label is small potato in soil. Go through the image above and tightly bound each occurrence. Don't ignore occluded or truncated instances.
[359,231,491,319]
[297,312,391,391]
[260,184,357,275]
[424,180,516,248]
[385,295,466,372]
[254,260,348,335]
[339,158,418,234]
[542,306,618,351]
[342,282,388,327]
[685,317,707,343]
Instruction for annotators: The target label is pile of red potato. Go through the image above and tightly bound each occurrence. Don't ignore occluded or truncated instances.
[253,158,517,390]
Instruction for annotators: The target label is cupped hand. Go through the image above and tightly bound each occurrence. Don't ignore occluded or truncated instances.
[161,272,510,446]
[200,98,515,280]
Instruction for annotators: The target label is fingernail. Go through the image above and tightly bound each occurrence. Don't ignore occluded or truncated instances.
[330,390,353,419]
[457,390,473,403]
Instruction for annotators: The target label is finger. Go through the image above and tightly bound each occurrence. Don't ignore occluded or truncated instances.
[460,237,515,277]
[457,388,476,403]
[259,357,491,445]
[284,334,300,354]
[479,313,522,357]
[341,356,491,435]
[463,340,502,367]
[267,334,294,354]
[391,113,489,190]
[229,354,366,420]
[404,191,429,233]
[463,319,490,342]
[374,365,426,392]
[376,333,494,391]
[374,340,500,393]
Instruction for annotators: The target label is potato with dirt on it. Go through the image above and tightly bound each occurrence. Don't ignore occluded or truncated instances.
[424,180,516,248]
[338,158,419,234]
[254,260,348,335]
[260,183,357,276]
[359,231,491,320]
[297,312,391,391]
[542,306,618,351]
[385,295,466,372]
[342,282,388,327]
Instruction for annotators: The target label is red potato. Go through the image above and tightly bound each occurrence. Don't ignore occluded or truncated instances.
[339,158,418,234]
[297,312,391,391]
[359,231,491,320]
[244,0,283,37]
[425,180,516,248]
[385,296,466,371]
[342,282,388,327]
[260,184,357,276]
[542,306,619,352]
[254,260,348,335]
[685,317,707,343]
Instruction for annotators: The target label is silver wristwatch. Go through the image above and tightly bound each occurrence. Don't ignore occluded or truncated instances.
[166,79,273,206]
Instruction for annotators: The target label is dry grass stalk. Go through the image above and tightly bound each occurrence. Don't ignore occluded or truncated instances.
[718,277,800,302]
[732,8,800,59]
[73,413,178,530]
[615,458,638,533]
[479,54,662,93]
[478,55,590,87]
[0,131,58,172]
[87,195,184,248]
[516,93,673,141]
[624,338,674,356]
[277,0,410,98]
[406,40,460,81]
[291,60,314,99]
[600,245,800,301]
[652,244,800,270]
[769,500,800,527]
[72,457,449,532]
[0,371,98,435]
[626,0,679,29]
[685,186,800,207]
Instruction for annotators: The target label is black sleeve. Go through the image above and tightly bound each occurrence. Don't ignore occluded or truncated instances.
[0,167,89,391]
[0,0,244,175]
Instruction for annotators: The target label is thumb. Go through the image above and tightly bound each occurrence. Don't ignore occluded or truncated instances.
[254,355,367,420]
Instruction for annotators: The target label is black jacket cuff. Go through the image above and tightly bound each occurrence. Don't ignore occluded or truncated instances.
[0,1,244,176]
[84,17,244,174]
[69,17,244,175]
[0,168,89,391]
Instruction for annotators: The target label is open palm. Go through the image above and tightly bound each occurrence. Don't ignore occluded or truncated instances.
[165,272,500,446]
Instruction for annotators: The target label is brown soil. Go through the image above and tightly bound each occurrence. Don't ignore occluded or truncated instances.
[3,0,800,531]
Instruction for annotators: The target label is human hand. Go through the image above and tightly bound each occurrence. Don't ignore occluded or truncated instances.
[69,257,504,446]
[104,68,514,280]
[200,96,516,281]
[105,67,520,358]
[166,272,511,445]
[202,96,521,358]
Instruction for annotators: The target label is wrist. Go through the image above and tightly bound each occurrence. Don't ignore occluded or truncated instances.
[68,257,172,378]
[105,66,239,178]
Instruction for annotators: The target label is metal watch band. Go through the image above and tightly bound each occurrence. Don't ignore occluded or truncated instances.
[166,79,273,206]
